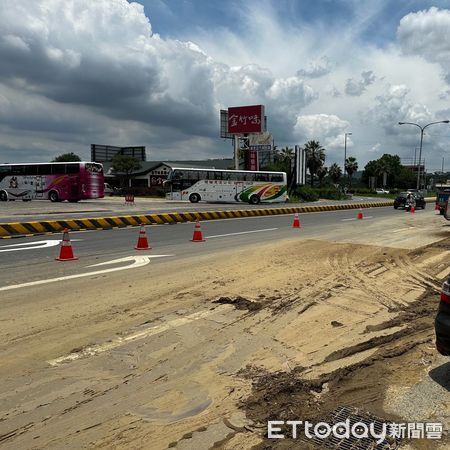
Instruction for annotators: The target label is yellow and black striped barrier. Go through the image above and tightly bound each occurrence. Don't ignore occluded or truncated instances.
[0,201,394,238]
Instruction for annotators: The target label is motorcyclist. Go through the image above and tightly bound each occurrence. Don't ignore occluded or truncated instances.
[406,192,416,210]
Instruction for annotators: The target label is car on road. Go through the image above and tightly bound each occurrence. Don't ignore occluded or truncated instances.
[104,183,116,196]
[375,188,390,194]
[435,275,450,356]
[393,192,426,209]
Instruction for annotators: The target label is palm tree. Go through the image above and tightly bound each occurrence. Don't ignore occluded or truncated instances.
[304,140,326,187]
[345,157,358,187]
[329,163,342,184]
[317,166,328,186]
[279,146,294,162]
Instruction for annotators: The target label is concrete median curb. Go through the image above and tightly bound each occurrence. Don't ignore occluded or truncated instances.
[0,201,394,238]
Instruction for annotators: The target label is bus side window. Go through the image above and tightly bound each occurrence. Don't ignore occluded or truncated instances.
[37,165,52,175]
[256,173,268,182]
[247,172,256,182]
[23,165,37,175]
[11,165,25,175]
[270,174,283,182]
[66,163,80,174]
[188,170,199,181]
[213,171,222,180]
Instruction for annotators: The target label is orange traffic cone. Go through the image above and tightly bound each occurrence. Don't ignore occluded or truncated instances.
[357,208,364,220]
[135,224,151,250]
[191,219,205,242]
[410,206,415,214]
[56,228,78,261]
[435,203,440,214]
[292,213,301,228]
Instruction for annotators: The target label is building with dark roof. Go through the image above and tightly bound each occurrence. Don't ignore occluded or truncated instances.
[104,159,234,192]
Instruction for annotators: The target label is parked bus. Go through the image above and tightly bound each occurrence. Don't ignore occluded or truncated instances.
[0,162,104,202]
[436,183,450,215]
[164,167,287,204]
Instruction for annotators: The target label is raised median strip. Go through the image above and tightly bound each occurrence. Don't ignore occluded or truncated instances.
[0,201,394,238]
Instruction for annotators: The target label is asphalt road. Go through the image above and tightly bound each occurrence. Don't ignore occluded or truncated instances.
[0,205,444,289]
[1,203,449,450]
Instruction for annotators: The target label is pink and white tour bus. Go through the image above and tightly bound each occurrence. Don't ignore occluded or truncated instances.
[0,162,104,202]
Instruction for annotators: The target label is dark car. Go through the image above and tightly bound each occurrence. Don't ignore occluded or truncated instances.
[435,275,450,356]
[393,192,426,209]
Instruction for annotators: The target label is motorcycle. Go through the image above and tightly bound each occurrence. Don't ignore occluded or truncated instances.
[405,198,416,212]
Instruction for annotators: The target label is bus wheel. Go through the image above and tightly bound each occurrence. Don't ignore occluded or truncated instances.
[49,191,59,202]
[0,191,7,201]
[189,193,201,203]
[249,195,260,205]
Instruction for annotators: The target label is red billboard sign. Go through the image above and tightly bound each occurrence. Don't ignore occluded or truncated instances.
[245,149,259,171]
[227,105,264,134]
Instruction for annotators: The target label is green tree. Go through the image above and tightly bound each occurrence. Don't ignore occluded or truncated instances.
[263,145,295,191]
[316,165,328,186]
[111,154,142,189]
[304,140,326,187]
[345,156,358,187]
[51,152,82,162]
[328,163,342,184]
[362,154,403,188]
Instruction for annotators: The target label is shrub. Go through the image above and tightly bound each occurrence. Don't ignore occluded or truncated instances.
[294,186,319,202]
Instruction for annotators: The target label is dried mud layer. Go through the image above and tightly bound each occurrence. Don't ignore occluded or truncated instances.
[237,238,450,450]
[0,234,449,450]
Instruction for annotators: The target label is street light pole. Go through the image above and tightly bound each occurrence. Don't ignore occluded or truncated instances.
[398,120,449,190]
[344,132,352,183]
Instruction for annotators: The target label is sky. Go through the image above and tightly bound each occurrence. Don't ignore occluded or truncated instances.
[1,0,450,172]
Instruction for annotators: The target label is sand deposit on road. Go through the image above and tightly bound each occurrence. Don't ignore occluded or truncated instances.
[0,232,449,449]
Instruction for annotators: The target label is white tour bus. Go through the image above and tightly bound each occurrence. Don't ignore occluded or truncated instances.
[164,167,287,204]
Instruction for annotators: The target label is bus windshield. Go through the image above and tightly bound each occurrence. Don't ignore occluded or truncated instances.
[165,167,287,205]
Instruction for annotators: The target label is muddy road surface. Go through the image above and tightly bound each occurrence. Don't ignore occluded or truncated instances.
[0,213,449,449]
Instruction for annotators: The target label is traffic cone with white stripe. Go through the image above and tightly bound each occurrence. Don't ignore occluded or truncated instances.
[191,219,205,242]
[410,205,415,214]
[135,224,151,250]
[435,203,440,214]
[292,213,301,228]
[357,208,364,220]
[56,228,78,261]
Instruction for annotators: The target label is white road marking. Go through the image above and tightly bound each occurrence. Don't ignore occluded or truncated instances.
[47,305,232,366]
[205,228,278,239]
[0,240,62,252]
[0,255,172,292]
[392,227,415,233]
[0,239,83,252]
[341,216,373,222]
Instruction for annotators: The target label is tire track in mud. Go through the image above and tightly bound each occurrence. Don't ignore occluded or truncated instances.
[237,236,449,449]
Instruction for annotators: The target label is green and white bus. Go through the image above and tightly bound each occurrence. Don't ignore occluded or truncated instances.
[164,167,287,204]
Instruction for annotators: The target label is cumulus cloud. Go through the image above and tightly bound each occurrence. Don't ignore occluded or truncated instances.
[1,0,450,170]
[297,57,332,78]
[398,7,450,83]
[0,0,322,160]
[293,113,350,148]
[363,84,432,135]
[345,71,376,96]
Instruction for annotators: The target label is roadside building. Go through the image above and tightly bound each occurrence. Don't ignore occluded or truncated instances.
[103,159,233,194]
